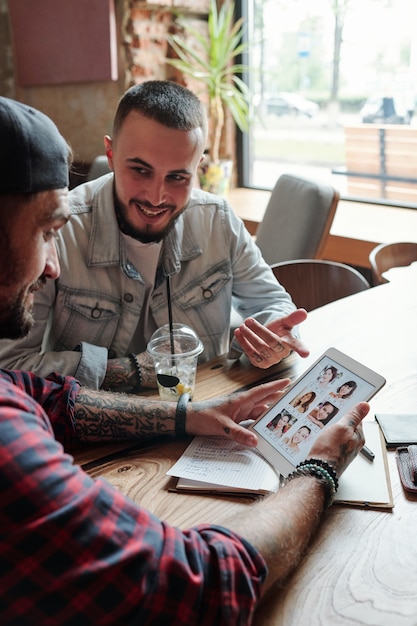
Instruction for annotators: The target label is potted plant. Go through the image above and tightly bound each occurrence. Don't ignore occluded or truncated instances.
[166,0,250,196]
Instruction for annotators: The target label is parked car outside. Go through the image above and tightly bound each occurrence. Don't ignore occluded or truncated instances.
[360,96,414,124]
[266,93,319,118]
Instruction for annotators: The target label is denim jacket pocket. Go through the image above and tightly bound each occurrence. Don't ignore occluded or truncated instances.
[55,290,121,350]
[174,265,232,310]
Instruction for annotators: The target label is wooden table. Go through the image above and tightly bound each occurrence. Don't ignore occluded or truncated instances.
[73,277,417,625]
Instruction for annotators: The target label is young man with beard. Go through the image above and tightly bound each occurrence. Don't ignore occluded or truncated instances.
[0,81,309,392]
[0,96,368,624]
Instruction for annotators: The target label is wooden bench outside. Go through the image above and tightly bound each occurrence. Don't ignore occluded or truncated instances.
[332,124,417,203]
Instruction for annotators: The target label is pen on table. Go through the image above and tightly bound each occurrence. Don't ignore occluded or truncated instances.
[360,445,375,463]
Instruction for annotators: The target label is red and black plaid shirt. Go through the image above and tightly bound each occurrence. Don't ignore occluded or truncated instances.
[0,370,266,625]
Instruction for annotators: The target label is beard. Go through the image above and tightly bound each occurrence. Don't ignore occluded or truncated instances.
[0,292,33,339]
[114,193,181,244]
[0,276,46,340]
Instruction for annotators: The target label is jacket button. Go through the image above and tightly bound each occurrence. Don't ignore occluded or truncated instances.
[203,288,213,299]
[124,293,134,303]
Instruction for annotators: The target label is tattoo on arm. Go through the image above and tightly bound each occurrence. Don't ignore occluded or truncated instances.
[101,353,157,391]
[101,358,136,392]
[74,389,175,443]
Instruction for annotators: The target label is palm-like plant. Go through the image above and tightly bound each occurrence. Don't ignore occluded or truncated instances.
[167,0,250,164]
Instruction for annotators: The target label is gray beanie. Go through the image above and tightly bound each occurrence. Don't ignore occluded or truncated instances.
[0,97,69,194]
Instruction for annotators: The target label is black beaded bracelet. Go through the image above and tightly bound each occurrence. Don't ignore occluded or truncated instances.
[175,392,191,439]
[299,458,339,490]
[128,353,142,390]
[285,458,338,509]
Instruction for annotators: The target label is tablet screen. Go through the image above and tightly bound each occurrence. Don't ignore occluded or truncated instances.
[250,347,386,477]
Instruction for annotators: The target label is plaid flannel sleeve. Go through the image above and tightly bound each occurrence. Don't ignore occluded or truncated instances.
[0,378,267,625]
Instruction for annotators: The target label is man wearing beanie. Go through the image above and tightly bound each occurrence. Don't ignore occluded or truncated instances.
[0,96,368,624]
[0,98,70,339]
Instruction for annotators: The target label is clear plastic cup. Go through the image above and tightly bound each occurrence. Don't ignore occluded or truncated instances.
[147,323,204,401]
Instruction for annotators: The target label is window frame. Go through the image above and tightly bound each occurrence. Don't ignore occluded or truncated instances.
[236,0,417,211]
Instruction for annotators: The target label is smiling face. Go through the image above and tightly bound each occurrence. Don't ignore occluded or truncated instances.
[322,368,334,383]
[105,111,205,244]
[0,189,69,338]
[316,403,334,421]
[293,426,310,444]
[278,414,290,427]
[339,383,353,397]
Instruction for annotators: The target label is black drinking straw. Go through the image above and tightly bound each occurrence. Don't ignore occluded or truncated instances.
[155,276,179,388]
[166,275,175,360]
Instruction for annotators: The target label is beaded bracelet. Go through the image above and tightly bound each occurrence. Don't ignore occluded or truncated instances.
[175,392,191,439]
[299,458,339,490]
[285,459,338,508]
[128,353,142,390]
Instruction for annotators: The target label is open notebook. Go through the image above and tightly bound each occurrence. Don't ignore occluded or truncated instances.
[167,421,393,508]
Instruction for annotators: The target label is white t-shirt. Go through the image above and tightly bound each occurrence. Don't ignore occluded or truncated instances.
[122,233,162,353]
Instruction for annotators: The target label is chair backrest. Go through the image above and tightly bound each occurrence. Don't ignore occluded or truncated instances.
[87,155,111,181]
[271,259,371,312]
[254,173,339,265]
[369,242,417,285]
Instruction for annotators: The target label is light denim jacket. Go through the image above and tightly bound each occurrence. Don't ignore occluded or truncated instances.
[0,175,295,388]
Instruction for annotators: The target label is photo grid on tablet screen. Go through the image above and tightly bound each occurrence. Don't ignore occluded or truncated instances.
[253,355,375,464]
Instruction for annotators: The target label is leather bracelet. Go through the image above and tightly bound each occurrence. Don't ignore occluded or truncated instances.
[128,353,142,390]
[175,392,191,439]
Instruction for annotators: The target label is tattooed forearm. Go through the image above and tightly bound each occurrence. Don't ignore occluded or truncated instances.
[101,358,135,392]
[138,352,158,387]
[101,352,158,391]
[74,388,176,443]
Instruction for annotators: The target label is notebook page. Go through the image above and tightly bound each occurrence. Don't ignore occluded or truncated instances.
[335,421,393,507]
[167,436,279,492]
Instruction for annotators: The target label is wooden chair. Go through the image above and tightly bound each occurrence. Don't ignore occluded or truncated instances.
[369,242,417,285]
[270,259,371,312]
[254,173,339,265]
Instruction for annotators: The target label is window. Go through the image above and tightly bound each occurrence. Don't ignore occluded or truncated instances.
[239,0,417,209]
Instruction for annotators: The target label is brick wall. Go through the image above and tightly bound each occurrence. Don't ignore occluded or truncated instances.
[1,0,235,173]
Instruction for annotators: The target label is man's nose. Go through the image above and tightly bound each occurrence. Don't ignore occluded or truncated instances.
[143,176,168,206]
[44,239,61,280]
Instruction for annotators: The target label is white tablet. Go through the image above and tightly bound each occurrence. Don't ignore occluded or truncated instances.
[249,347,386,477]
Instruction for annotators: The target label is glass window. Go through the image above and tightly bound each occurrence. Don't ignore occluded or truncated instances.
[240,0,417,208]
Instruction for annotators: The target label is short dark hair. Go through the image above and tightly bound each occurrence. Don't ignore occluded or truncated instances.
[113,80,208,141]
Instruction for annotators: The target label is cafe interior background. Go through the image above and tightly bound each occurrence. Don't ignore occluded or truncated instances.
[1,0,417,281]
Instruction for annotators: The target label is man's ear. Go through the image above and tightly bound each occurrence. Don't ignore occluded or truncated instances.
[104,136,114,170]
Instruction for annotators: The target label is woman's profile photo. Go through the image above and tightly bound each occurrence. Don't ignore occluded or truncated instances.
[282,425,312,452]
[307,401,339,428]
[290,389,316,414]
[266,410,292,437]
[316,365,338,389]
[329,380,357,401]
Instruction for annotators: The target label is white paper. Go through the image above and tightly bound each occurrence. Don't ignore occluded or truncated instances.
[167,436,279,493]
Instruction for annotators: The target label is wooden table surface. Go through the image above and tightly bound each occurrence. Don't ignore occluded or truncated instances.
[73,276,417,625]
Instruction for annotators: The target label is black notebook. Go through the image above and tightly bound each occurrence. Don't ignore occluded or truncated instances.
[375,413,417,446]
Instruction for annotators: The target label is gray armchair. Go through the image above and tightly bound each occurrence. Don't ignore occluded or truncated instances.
[255,173,339,265]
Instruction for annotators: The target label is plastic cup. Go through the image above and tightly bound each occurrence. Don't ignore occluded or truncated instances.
[147,323,204,401]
